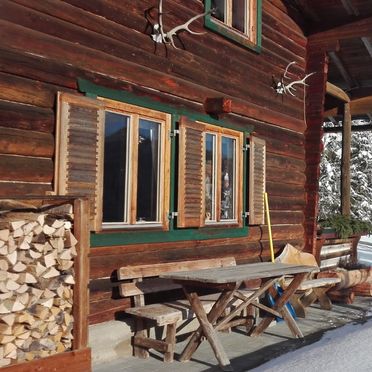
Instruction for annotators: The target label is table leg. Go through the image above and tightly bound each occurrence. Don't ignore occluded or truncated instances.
[251,273,307,338]
[184,290,233,371]
[180,285,238,368]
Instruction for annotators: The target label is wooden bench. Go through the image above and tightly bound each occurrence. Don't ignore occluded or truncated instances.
[276,244,341,317]
[117,257,255,362]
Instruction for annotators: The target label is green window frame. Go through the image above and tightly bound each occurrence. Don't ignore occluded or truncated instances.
[205,0,262,52]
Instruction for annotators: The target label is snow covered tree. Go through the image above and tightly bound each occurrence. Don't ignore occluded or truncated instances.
[319,120,372,221]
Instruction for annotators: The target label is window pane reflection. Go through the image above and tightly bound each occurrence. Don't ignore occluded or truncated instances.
[205,134,216,222]
[221,137,236,220]
[212,0,225,22]
[232,0,246,33]
[103,112,128,222]
[136,119,160,222]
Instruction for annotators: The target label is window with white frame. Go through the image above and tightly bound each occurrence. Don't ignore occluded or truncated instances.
[205,0,260,49]
[102,101,171,229]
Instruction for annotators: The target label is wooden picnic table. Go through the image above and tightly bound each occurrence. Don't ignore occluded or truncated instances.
[161,262,317,371]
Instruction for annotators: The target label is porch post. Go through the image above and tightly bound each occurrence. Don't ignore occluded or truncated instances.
[341,102,352,216]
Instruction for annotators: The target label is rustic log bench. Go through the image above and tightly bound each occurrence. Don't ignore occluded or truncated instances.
[117,257,255,362]
[277,244,341,317]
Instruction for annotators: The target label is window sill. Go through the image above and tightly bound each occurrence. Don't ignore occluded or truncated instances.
[90,225,249,247]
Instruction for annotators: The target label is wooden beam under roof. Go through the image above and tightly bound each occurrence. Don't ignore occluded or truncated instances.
[328,51,358,90]
[308,16,372,42]
[326,82,350,102]
[324,95,372,117]
[340,0,359,16]
[323,124,372,133]
[361,37,372,58]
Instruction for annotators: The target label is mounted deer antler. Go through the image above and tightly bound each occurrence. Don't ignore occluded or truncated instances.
[273,61,316,96]
[148,0,212,50]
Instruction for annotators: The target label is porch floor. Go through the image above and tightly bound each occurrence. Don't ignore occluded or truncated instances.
[93,297,372,372]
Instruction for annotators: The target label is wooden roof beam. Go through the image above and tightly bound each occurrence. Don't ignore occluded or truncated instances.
[326,82,350,102]
[324,96,372,117]
[308,16,372,42]
[361,37,372,58]
[324,124,372,133]
[328,51,358,90]
[340,0,359,16]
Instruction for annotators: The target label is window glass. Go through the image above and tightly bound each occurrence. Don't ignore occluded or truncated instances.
[232,0,246,33]
[103,112,129,222]
[211,0,225,22]
[136,119,160,222]
[205,133,217,222]
[221,136,236,220]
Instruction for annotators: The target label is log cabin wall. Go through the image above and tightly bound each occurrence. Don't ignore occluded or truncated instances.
[0,0,309,323]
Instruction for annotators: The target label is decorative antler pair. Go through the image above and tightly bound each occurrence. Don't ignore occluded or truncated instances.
[147,0,211,49]
[273,61,316,96]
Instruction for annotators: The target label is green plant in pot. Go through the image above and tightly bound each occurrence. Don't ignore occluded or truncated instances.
[318,214,372,239]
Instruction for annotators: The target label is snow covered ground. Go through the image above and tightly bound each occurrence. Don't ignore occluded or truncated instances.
[358,235,372,265]
[251,317,372,372]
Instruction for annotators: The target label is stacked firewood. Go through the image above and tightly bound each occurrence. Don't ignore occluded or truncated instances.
[318,267,372,304]
[0,211,77,366]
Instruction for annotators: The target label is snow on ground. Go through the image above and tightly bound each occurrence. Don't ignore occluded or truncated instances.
[251,318,372,372]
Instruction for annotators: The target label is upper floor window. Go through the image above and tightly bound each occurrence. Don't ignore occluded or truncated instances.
[205,0,261,50]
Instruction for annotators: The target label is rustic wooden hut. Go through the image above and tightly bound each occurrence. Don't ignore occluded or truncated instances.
[0,0,371,366]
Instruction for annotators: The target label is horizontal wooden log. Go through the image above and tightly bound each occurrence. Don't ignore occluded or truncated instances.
[0,181,52,196]
[0,348,91,372]
[0,100,54,133]
[0,71,57,108]
[0,127,54,157]
[89,297,130,324]
[0,20,306,132]
[2,0,304,120]
[267,153,306,172]
[0,155,53,183]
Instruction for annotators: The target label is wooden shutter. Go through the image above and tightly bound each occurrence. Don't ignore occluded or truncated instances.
[177,117,205,228]
[55,92,104,231]
[249,136,266,225]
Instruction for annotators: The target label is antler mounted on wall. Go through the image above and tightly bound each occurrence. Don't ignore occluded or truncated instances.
[273,61,316,96]
[145,0,212,51]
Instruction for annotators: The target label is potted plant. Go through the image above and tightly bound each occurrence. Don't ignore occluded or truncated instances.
[318,214,372,239]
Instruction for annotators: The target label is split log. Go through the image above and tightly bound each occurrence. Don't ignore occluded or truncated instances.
[0,207,78,365]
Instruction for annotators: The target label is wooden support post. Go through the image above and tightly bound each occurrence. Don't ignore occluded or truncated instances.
[341,102,351,216]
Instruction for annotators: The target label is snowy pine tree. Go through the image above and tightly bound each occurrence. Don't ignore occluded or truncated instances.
[319,120,372,221]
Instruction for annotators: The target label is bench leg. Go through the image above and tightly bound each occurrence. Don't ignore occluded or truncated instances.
[313,288,332,310]
[244,305,256,334]
[134,319,149,359]
[289,294,306,318]
[164,323,177,362]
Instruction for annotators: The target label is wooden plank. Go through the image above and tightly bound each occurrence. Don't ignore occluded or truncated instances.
[118,257,236,280]
[0,347,91,372]
[119,278,182,297]
[162,263,316,284]
[72,198,90,350]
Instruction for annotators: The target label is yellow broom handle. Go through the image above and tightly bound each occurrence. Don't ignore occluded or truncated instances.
[264,192,275,263]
